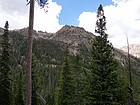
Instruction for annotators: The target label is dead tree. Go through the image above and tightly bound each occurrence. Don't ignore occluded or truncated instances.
[126,34,134,104]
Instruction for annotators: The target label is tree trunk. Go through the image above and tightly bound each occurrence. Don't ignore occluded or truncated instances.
[26,0,34,105]
[126,34,134,104]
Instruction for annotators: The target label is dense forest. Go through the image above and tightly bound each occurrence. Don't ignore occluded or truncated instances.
[0,4,140,105]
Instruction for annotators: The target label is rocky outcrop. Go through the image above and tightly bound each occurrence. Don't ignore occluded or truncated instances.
[52,25,95,45]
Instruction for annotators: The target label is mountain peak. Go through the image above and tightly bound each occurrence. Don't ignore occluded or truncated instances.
[56,25,93,35]
[51,25,95,55]
[52,25,95,44]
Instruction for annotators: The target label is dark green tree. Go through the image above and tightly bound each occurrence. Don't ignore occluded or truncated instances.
[55,46,75,105]
[15,71,24,105]
[32,54,40,105]
[46,65,55,105]
[88,4,128,105]
[73,55,85,105]
[0,21,11,105]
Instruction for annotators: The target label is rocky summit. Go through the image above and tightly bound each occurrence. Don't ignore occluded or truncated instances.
[52,25,95,47]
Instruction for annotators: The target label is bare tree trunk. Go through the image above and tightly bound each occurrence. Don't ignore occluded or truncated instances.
[126,34,134,104]
[26,0,34,105]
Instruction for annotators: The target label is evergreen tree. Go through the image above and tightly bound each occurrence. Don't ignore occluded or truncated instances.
[73,55,85,105]
[32,54,40,105]
[88,4,128,105]
[0,21,11,105]
[55,46,75,105]
[46,65,55,105]
[15,71,24,105]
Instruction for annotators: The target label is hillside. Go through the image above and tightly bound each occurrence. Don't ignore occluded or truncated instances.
[1,25,140,67]
[0,25,140,103]
[52,25,95,46]
[1,25,140,71]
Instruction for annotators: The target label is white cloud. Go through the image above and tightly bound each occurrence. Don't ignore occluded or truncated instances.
[78,12,96,34]
[78,0,140,48]
[112,0,128,5]
[0,0,62,32]
[34,0,63,32]
[0,0,28,15]
[0,0,28,29]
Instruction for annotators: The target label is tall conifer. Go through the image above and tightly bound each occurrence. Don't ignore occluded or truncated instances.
[73,55,85,105]
[55,46,75,105]
[0,21,11,105]
[88,4,128,105]
[32,54,40,105]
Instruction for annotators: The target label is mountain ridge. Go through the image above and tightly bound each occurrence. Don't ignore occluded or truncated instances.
[0,25,140,88]
[0,24,140,103]
[0,25,140,57]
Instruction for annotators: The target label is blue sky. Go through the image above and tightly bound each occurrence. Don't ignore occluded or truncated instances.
[52,0,113,25]
[0,0,140,48]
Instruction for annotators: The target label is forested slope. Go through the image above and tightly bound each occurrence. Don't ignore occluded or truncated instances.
[0,26,140,104]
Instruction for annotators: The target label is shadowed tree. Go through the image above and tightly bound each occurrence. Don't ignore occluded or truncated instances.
[55,46,75,105]
[15,71,24,105]
[73,55,85,105]
[31,54,40,105]
[0,21,11,105]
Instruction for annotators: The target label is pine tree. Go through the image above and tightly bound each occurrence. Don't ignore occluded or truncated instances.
[55,46,75,105]
[88,4,128,105]
[32,54,40,105]
[46,65,55,105]
[0,21,11,105]
[73,55,85,105]
[15,71,24,105]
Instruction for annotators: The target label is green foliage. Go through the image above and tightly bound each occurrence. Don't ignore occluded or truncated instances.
[72,55,86,105]
[87,4,128,105]
[9,31,26,105]
[0,22,139,104]
[32,54,40,105]
[15,71,24,105]
[46,94,54,105]
[8,30,65,104]
[0,22,12,105]
[55,46,75,105]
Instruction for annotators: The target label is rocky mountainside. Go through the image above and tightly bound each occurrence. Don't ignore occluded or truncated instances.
[1,25,140,58]
[51,25,95,54]
[1,25,140,88]
[11,27,54,39]
[2,25,94,55]
[120,44,140,58]
[0,25,140,103]
[52,25,95,46]
[1,25,140,63]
